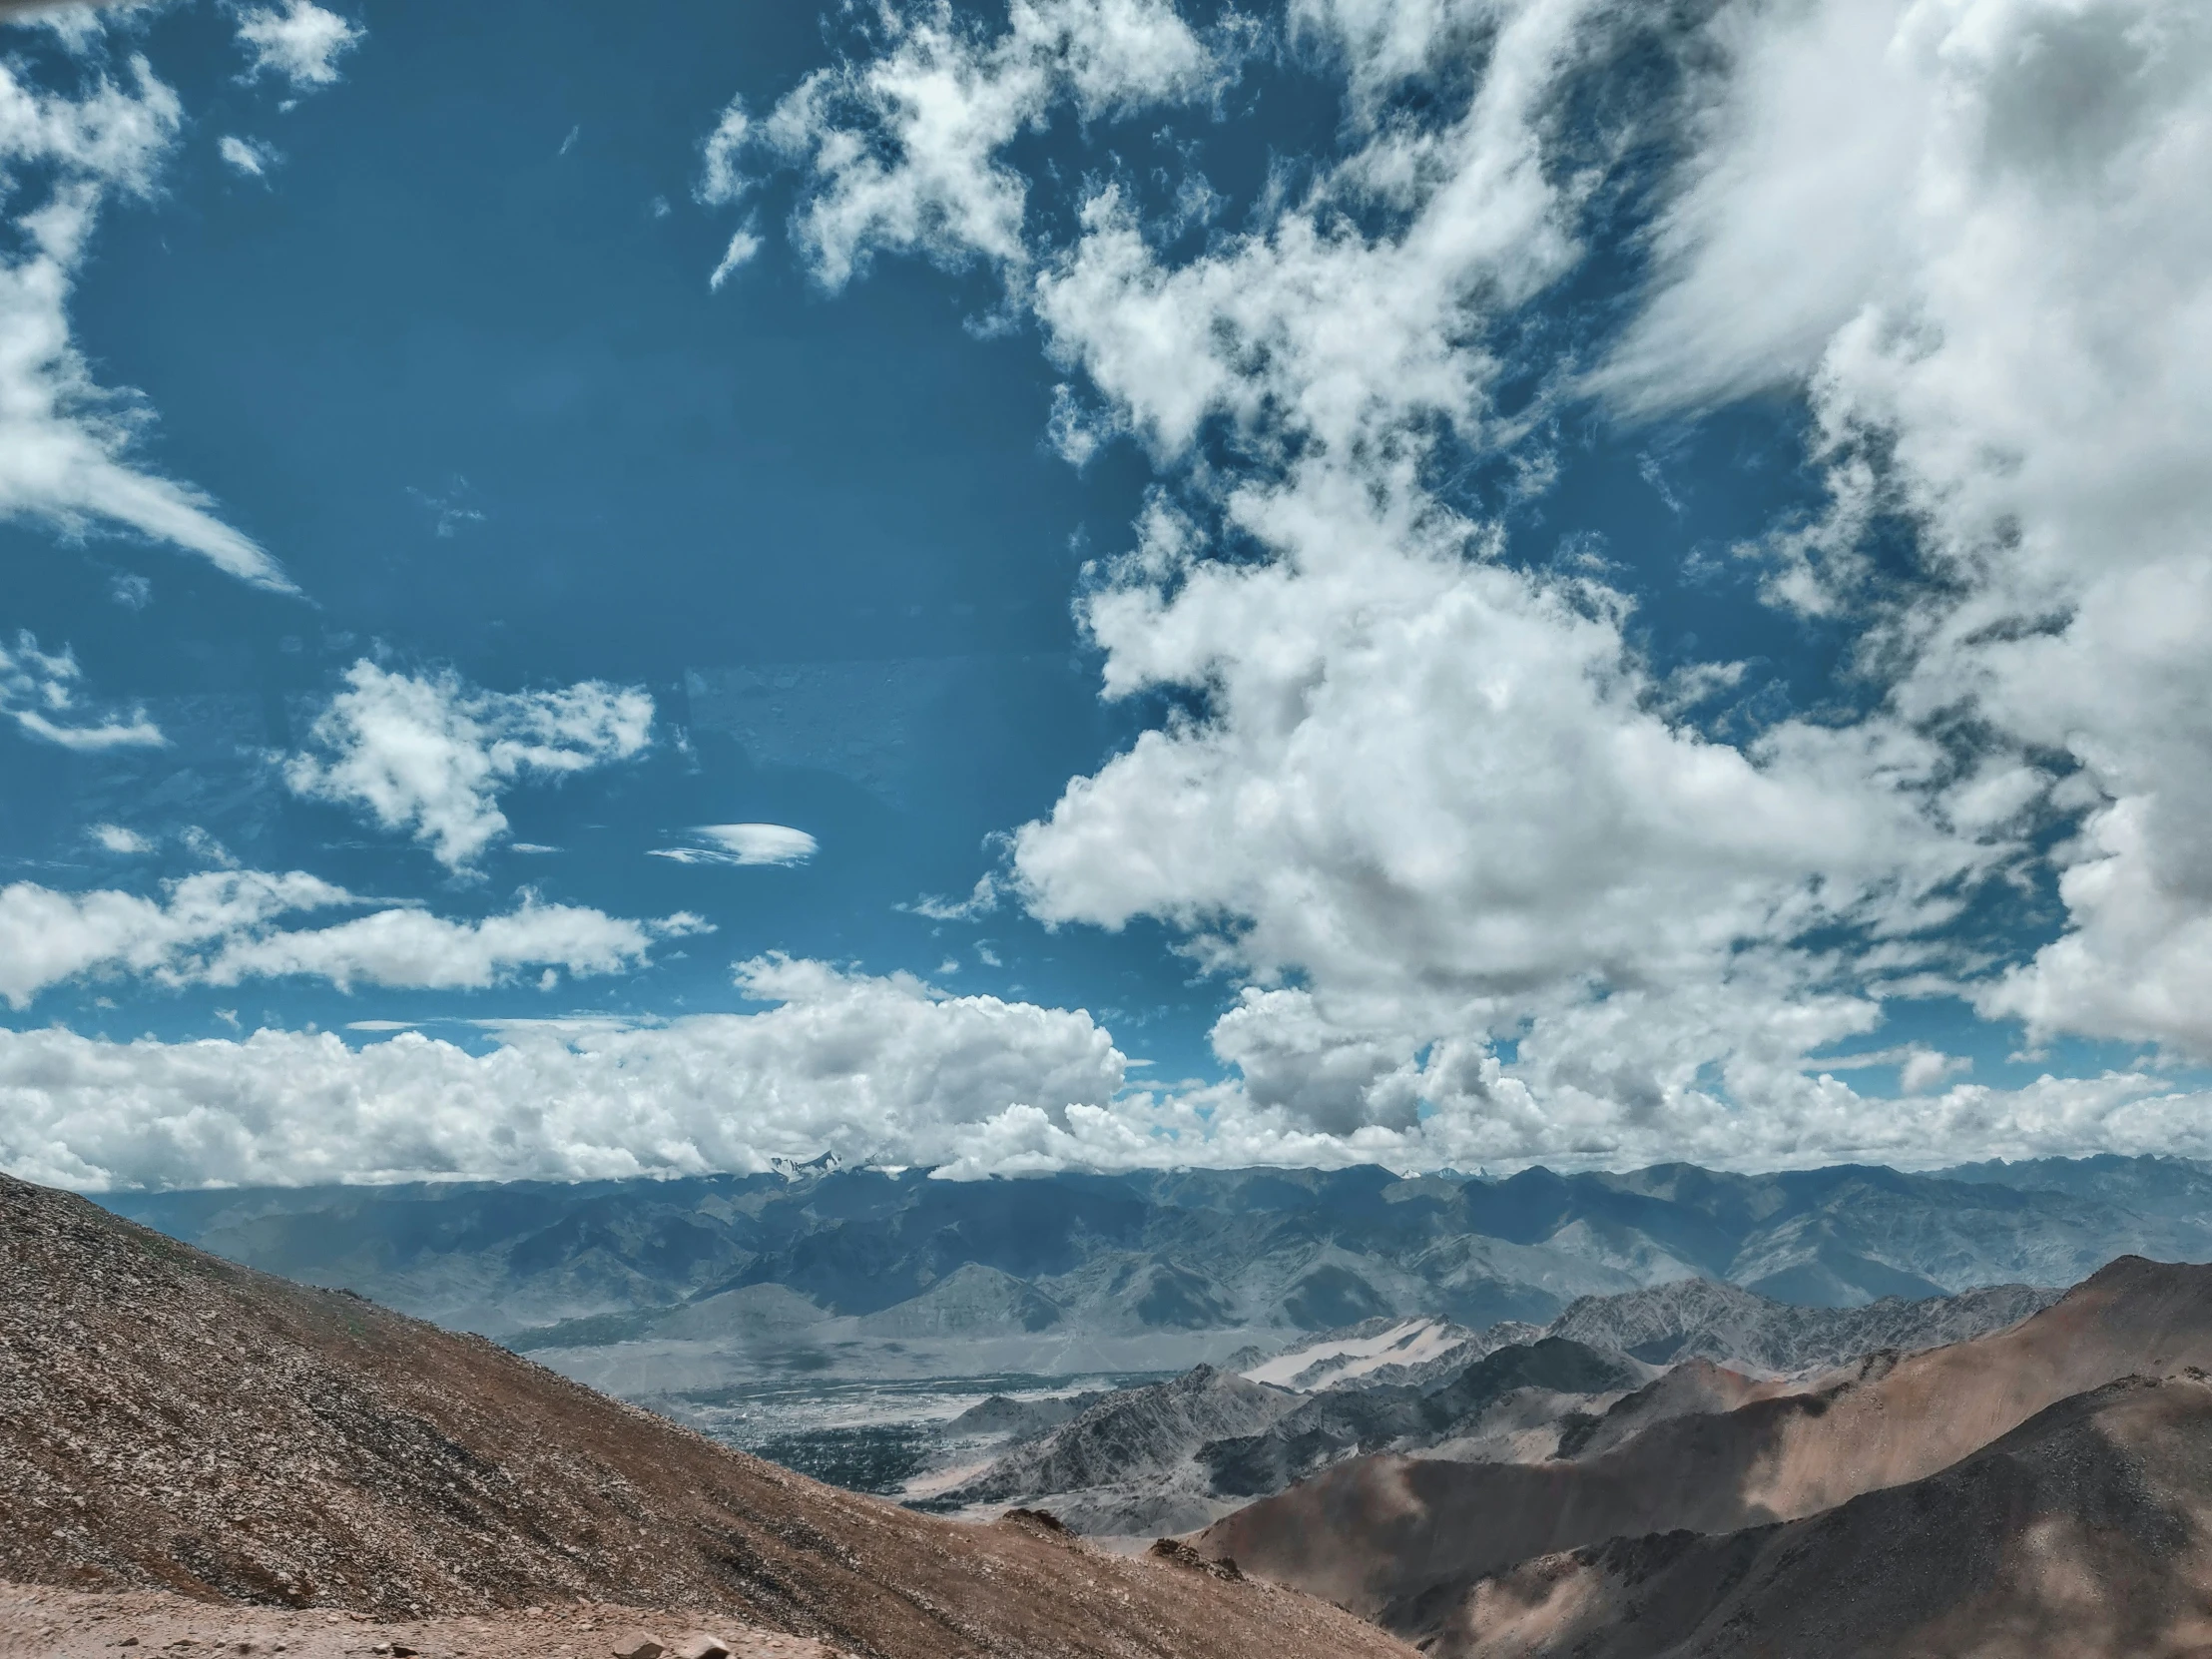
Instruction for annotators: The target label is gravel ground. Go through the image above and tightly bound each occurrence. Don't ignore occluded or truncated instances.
[0,1583,837,1659]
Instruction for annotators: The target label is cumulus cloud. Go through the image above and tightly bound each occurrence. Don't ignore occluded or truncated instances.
[0,955,1127,1189]
[699,0,2212,1164]
[709,0,1223,290]
[3,966,2207,1189]
[1598,0,2212,1062]
[648,824,818,868]
[231,0,362,91]
[0,868,704,1008]
[992,0,1993,1138]
[0,50,287,587]
[0,631,161,749]
[285,662,655,872]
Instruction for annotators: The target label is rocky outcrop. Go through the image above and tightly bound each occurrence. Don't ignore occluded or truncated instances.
[946,1367,1300,1505]
[1542,1277,2060,1373]
[1206,1340,1645,1498]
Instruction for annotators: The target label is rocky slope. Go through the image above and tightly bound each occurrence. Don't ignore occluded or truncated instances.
[1441,1372,2212,1659]
[0,1583,837,1659]
[1198,1255,2212,1643]
[922,1279,2053,1530]
[0,1173,1410,1659]
[1540,1277,2060,1373]
[1204,1340,1647,1499]
[947,1367,1301,1505]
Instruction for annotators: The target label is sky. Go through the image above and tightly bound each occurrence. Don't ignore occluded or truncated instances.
[3,0,2212,1190]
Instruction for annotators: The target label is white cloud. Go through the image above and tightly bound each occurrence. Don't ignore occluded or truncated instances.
[216,134,276,176]
[0,631,161,749]
[89,824,151,854]
[1600,0,2212,1063]
[709,0,2212,1163]
[0,52,288,588]
[906,871,1002,921]
[232,0,362,91]
[284,662,655,872]
[648,824,818,868]
[0,868,704,1008]
[709,227,762,290]
[717,0,1221,291]
[0,955,1127,1189]
[4,964,2209,1189]
[985,0,1991,1139]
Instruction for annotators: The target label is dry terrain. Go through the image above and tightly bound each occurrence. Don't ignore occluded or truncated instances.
[1443,1372,2212,1659]
[0,1582,834,1659]
[0,1174,1409,1659]
[1201,1255,2212,1648]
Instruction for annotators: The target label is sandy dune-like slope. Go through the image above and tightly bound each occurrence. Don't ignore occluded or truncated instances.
[1445,1372,2212,1659]
[1201,1256,2212,1634]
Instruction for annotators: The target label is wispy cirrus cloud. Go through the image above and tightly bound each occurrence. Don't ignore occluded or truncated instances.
[0,632,161,750]
[0,48,290,589]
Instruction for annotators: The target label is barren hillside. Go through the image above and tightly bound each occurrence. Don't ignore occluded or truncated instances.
[1200,1255,2212,1631]
[0,1174,1408,1659]
[1443,1373,2212,1659]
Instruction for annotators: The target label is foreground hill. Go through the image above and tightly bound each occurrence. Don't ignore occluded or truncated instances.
[1199,1255,2212,1645]
[1445,1373,2212,1659]
[0,1173,1409,1659]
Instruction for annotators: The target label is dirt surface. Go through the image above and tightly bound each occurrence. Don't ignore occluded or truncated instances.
[1201,1255,2212,1641]
[1441,1373,2212,1659]
[0,1583,835,1659]
[0,1174,1411,1659]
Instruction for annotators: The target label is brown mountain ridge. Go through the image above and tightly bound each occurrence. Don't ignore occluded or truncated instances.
[1200,1254,2212,1650]
[0,1172,1409,1659]
[1445,1371,2212,1659]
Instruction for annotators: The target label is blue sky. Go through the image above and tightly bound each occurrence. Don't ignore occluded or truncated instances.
[2,0,2209,1189]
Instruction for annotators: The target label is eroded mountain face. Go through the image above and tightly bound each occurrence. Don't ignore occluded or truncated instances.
[20,1161,2212,1659]
[1198,1256,2212,1658]
[907,1286,2058,1539]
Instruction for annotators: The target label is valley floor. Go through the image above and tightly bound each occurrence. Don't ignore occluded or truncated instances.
[0,1584,837,1659]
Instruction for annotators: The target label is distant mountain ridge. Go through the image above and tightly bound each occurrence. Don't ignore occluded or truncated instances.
[93,1155,2212,1345]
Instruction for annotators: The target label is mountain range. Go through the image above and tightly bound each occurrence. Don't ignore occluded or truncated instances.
[95,1155,2212,1354]
[17,1158,2212,1657]
[909,1281,2061,1536]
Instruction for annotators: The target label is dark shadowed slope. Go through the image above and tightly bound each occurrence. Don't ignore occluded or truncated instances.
[0,1174,1409,1659]
[1200,1255,2212,1629]
[1444,1372,2212,1659]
